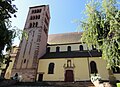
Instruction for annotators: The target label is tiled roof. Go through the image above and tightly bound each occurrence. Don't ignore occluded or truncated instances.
[48,32,83,45]
[41,50,102,59]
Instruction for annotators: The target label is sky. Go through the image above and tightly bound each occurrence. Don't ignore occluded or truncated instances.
[11,0,120,46]
[11,0,88,45]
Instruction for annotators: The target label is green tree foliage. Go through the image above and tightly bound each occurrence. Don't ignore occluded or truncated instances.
[81,0,120,69]
[0,0,17,63]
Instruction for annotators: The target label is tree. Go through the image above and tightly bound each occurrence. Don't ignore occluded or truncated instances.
[81,0,120,85]
[0,0,17,64]
[81,0,120,69]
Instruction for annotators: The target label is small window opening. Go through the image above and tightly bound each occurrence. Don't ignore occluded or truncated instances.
[24,59,26,63]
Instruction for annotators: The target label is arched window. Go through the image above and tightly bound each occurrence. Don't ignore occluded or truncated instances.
[67,60,71,67]
[36,22,38,27]
[31,10,34,14]
[67,46,71,51]
[90,61,98,74]
[38,9,42,13]
[33,16,35,20]
[35,10,37,13]
[47,47,50,53]
[24,59,26,63]
[37,9,39,13]
[33,22,35,27]
[48,63,55,74]
[38,15,40,19]
[79,45,83,51]
[56,46,60,52]
[29,23,32,28]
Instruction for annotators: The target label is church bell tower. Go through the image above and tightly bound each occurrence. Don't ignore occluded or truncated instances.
[12,5,50,81]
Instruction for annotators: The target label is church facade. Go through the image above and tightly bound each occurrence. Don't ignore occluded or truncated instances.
[1,5,120,82]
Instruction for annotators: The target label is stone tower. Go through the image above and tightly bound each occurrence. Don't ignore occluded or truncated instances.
[12,5,50,81]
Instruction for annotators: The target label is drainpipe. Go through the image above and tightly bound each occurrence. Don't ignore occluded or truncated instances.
[88,50,93,79]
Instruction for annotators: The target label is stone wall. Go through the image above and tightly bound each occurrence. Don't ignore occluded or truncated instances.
[11,68,37,82]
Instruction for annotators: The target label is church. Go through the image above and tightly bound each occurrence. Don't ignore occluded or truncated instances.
[1,5,120,82]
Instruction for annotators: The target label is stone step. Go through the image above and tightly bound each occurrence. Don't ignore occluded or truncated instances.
[8,82,94,87]
[8,85,94,87]
[0,80,95,87]
[9,86,55,87]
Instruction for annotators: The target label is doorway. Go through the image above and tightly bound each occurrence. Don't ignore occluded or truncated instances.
[38,74,43,81]
[65,70,74,82]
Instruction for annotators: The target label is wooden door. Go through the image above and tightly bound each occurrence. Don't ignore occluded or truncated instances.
[65,70,74,82]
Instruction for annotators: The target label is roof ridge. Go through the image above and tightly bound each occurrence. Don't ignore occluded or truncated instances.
[48,31,83,36]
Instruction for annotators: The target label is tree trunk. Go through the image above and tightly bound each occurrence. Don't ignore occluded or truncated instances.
[108,68,116,87]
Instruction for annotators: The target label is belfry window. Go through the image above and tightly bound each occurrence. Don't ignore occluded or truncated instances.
[31,10,34,14]
[24,59,26,63]
[37,9,39,13]
[31,9,41,14]
[79,45,83,51]
[36,22,38,27]
[48,63,55,74]
[38,15,40,19]
[35,10,37,13]
[29,23,32,28]
[38,9,42,13]
[33,22,35,27]
[90,61,98,74]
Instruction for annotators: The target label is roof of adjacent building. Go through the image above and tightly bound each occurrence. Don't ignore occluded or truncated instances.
[48,32,83,45]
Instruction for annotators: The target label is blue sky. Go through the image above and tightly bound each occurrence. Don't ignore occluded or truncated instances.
[11,0,120,45]
[12,0,88,45]
[11,0,87,33]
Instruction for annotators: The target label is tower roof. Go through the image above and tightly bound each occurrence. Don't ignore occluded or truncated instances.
[29,5,47,9]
